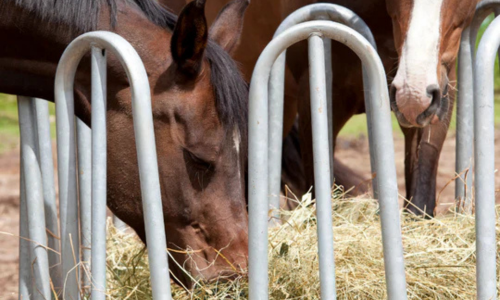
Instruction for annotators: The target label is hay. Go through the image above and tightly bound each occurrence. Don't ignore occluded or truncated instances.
[105,191,500,299]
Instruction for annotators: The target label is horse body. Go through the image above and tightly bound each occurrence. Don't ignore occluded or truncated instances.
[1,0,250,286]
[168,0,478,216]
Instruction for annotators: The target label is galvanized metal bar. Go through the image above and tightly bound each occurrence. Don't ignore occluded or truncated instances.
[455,0,500,213]
[18,96,52,300]
[89,46,108,300]
[456,27,475,213]
[55,31,171,299]
[17,105,32,300]
[473,14,499,300]
[362,68,379,199]
[55,49,81,300]
[113,215,128,232]
[323,37,334,184]
[268,3,378,213]
[267,52,286,223]
[249,21,406,300]
[308,34,336,300]
[33,98,62,289]
[76,117,92,293]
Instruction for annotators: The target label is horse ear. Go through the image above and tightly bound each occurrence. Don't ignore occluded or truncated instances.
[171,0,208,76]
[208,0,249,55]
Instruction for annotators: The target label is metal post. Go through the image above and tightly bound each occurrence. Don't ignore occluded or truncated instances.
[90,46,108,300]
[18,96,52,300]
[308,34,336,300]
[55,31,172,299]
[455,0,500,212]
[473,15,499,300]
[267,4,379,216]
[456,27,474,213]
[55,54,81,300]
[113,215,128,232]
[18,112,32,300]
[33,98,62,289]
[322,36,334,184]
[267,52,286,223]
[77,118,92,293]
[249,21,406,300]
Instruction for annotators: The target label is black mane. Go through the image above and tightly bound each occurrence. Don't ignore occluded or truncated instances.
[3,0,248,146]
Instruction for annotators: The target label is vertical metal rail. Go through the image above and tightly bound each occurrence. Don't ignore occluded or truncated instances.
[55,31,172,299]
[90,46,108,300]
[456,0,500,212]
[472,14,499,300]
[77,118,92,293]
[249,21,406,300]
[33,98,62,289]
[55,51,81,299]
[456,27,475,213]
[18,96,52,300]
[267,4,379,218]
[18,104,32,300]
[308,33,336,299]
[112,215,128,232]
[323,37,334,184]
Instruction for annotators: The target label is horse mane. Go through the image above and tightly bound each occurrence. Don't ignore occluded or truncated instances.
[3,0,248,148]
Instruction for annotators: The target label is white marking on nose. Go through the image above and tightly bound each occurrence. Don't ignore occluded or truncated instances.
[393,0,444,123]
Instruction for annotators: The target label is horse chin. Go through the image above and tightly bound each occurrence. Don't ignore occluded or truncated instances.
[393,111,415,129]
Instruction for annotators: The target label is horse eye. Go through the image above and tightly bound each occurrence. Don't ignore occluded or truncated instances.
[187,150,213,169]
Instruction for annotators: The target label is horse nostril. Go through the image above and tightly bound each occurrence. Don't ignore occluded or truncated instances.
[416,84,441,126]
[426,84,441,106]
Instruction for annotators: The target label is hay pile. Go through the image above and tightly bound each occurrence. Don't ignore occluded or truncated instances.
[105,192,500,299]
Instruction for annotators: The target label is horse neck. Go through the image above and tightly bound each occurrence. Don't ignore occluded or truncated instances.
[0,1,172,123]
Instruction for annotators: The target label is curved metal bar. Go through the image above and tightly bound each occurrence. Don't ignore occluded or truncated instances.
[470,0,500,54]
[268,4,379,218]
[456,1,500,211]
[473,14,499,300]
[249,21,406,300]
[55,31,171,299]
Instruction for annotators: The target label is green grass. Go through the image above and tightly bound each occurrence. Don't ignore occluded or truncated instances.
[0,94,55,153]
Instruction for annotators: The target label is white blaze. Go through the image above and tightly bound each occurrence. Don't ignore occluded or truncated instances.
[392,0,444,124]
[233,128,241,180]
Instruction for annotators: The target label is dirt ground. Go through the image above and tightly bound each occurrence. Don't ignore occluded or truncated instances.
[1,134,499,298]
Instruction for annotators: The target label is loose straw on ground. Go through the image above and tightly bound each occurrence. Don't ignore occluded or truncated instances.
[104,189,500,299]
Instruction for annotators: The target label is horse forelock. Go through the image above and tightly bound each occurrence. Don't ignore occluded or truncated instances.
[205,41,248,158]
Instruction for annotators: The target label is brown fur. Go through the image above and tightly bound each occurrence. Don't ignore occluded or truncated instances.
[166,0,478,216]
[0,0,250,287]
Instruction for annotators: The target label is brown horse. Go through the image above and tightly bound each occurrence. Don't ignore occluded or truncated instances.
[168,0,478,216]
[1,0,250,287]
[386,0,478,215]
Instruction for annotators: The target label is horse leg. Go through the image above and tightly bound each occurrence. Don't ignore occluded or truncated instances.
[297,68,369,199]
[403,82,455,217]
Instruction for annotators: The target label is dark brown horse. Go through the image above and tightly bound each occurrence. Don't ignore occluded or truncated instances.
[170,0,479,216]
[1,0,250,287]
